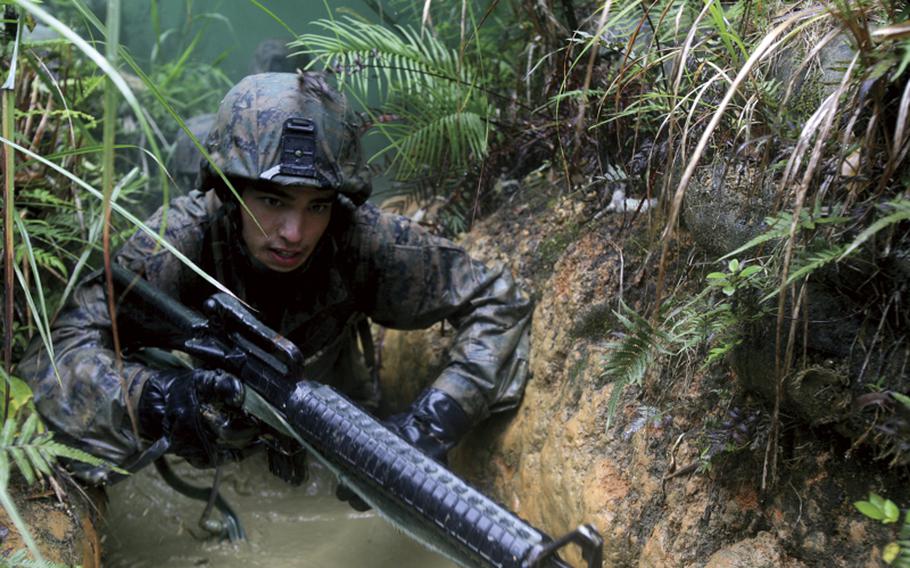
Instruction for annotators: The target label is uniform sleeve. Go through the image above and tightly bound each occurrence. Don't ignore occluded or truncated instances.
[358,208,532,423]
[16,193,211,471]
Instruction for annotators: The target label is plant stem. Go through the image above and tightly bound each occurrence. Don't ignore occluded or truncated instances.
[101,0,138,439]
[1,87,14,422]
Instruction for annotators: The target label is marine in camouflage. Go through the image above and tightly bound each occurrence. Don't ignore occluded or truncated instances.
[17,72,532,478]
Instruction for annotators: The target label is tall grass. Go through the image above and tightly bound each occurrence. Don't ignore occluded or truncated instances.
[577,0,910,483]
[0,1,249,560]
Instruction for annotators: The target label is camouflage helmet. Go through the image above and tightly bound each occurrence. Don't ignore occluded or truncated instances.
[201,72,371,205]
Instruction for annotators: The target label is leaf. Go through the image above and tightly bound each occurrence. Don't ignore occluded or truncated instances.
[9,448,33,486]
[885,542,902,564]
[891,392,910,410]
[0,455,45,562]
[739,265,763,278]
[856,499,885,520]
[24,445,51,478]
[872,493,887,509]
[17,413,39,444]
[885,500,902,524]
[0,373,34,420]
[840,200,910,260]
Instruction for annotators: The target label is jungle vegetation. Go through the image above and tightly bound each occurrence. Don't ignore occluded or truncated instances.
[1,0,909,564]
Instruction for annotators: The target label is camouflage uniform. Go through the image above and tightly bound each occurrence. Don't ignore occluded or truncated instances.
[18,73,532,475]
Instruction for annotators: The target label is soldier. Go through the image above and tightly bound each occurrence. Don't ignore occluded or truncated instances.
[17,72,532,499]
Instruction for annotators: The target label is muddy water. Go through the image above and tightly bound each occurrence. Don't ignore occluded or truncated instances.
[101,453,456,567]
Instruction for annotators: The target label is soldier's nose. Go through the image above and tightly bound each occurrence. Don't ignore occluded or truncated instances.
[277,214,305,244]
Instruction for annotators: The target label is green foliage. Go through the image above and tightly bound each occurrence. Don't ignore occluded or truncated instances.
[600,257,770,429]
[600,301,666,430]
[840,199,910,260]
[706,258,763,296]
[0,373,116,564]
[0,411,112,486]
[294,17,493,186]
[0,550,72,568]
[855,493,910,567]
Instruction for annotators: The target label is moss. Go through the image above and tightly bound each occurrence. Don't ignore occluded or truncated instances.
[570,300,616,340]
[535,222,581,270]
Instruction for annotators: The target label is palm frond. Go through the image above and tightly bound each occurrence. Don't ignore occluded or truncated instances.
[294,17,494,187]
[295,17,471,99]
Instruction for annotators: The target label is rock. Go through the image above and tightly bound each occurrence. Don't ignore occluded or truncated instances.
[704,532,806,568]
[681,157,775,258]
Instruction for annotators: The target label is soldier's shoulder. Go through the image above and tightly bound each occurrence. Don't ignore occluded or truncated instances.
[348,202,427,245]
[120,191,211,260]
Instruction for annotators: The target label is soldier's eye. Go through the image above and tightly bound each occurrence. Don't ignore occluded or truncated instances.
[310,203,332,214]
[261,196,284,208]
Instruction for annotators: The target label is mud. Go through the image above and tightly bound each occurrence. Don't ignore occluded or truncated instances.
[101,454,454,568]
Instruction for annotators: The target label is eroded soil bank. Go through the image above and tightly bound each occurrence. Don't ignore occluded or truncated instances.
[380,176,906,567]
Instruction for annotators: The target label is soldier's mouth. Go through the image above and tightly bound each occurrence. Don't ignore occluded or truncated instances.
[267,247,306,268]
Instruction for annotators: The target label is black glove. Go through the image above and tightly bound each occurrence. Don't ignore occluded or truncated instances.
[335,388,472,512]
[385,388,472,465]
[138,368,258,468]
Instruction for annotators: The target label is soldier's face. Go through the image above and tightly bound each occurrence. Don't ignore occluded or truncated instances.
[239,182,335,273]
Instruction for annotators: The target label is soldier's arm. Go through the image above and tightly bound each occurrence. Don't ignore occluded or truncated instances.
[354,205,532,424]
[16,193,211,474]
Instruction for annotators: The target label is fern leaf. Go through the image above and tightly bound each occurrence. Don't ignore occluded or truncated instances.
[17,414,38,444]
[1,418,15,447]
[40,440,117,471]
[600,302,661,430]
[840,199,910,260]
[9,448,34,486]
[761,245,848,301]
[24,446,51,479]
[0,453,45,563]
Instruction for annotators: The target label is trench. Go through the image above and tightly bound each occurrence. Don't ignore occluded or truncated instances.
[101,454,455,567]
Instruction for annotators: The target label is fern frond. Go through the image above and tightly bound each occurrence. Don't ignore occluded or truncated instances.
[0,412,115,488]
[0,549,71,568]
[719,210,848,261]
[840,198,910,260]
[761,245,848,301]
[600,302,663,430]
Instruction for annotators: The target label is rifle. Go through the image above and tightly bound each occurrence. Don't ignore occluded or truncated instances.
[109,264,603,568]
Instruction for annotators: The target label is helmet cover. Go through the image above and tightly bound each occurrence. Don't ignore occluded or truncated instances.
[202,72,371,204]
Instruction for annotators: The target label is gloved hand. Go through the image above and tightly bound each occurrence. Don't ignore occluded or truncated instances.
[335,388,472,512]
[384,388,472,465]
[138,368,258,468]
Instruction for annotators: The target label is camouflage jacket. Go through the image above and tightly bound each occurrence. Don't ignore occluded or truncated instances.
[17,191,532,471]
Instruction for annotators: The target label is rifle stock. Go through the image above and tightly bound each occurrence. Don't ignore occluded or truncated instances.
[109,264,603,568]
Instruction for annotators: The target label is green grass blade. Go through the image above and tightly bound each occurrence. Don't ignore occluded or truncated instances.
[0,136,239,301]
[0,453,45,563]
